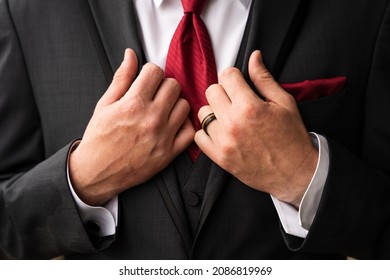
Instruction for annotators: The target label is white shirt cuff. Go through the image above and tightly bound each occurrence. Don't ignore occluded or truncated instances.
[271,133,329,238]
[66,141,118,237]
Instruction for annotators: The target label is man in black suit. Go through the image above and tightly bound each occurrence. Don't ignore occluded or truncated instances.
[1,0,390,259]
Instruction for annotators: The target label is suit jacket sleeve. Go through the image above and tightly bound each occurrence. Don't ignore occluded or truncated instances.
[284,3,390,259]
[0,0,109,259]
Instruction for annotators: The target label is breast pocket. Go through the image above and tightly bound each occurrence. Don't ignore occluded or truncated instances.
[297,89,347,135]
[280,76,347,136]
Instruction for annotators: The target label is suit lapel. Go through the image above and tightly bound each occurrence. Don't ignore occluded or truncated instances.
[194,0,308,242]
[236,0,308,81]
[194,163,229,241]
[154,171,193,257]
[82,0,146,76]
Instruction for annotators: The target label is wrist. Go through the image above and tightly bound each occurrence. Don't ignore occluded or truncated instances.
[68,141,112,206]
[289,146,319,209]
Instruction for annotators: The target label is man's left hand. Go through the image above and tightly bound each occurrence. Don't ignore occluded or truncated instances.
[195,50,318,208]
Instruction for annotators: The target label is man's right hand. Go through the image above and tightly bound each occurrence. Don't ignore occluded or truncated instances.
[69,49,194,206]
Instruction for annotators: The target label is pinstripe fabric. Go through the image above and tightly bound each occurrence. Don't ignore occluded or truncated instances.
[165,0,218,161]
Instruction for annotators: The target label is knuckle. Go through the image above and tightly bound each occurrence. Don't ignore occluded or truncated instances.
[162,78,181,98]
[165,78,181,91]
[143,63,164,79]
[120,95,145,116]
[257,65,274,80]
[178,98,191,113]
[253,68,275,85]
[226,121,241,138]
[261,70,274,81]
[205,84,221,99]
[235,98,263,120]
[198,105,206,115]
[113,67,132,82]
[147,115,163,131]
[220,143,235,156]
[241,101,259,119]
[284,93,297,105]
[220,67,240,80]
[197,105,209,119]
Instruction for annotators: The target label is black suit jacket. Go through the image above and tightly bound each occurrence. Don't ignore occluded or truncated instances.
[1,0,390,259]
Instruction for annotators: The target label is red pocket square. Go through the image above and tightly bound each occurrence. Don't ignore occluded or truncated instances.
[280,76,346,102]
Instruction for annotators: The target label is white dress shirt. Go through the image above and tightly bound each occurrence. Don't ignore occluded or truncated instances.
[69,0,330,239]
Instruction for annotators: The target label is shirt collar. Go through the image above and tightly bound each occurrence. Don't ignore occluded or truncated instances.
[153,0,251,9]
[153,0,164,7]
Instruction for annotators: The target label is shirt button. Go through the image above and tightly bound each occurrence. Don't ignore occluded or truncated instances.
[183,191,200,207]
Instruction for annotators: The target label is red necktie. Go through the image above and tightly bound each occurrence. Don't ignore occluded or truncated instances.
[165,0,218,161]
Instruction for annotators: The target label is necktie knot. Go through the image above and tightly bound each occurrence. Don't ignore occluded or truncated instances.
[181,0,205,15]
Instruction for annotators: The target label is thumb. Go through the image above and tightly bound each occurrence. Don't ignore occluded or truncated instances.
[98,48,138,108]
[248,50,295,108]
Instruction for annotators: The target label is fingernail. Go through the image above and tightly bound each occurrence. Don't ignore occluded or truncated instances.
[124,48,130,61]
[256,50,262,62]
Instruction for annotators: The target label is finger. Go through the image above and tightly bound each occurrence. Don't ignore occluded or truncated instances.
[154,78,182,117]
[98,48,138,107]
[218,66,259,103]
[198,106,219,139]
[168,98,191,133]
[197,105,213,125]
[205,84,231,118]
[171,118,195,157]
[248,50,295,107]
[194,129,217,159]
[123,62,165,101]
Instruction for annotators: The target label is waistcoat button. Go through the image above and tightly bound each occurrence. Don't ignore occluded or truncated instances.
[183,191,200,206]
